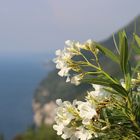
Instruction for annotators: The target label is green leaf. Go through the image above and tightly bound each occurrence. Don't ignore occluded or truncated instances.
[119,31,129,75]
[118,31,124,52]
[83,77,128,96]
[110,84,128,96]
[96,43,119,64]
[125,62,131,90]
[119,31,131,91]
[132,61,140,77]
[104,88,125,97]
[131,43,140,54]
[134,34,140,47]
[82,77,112,87]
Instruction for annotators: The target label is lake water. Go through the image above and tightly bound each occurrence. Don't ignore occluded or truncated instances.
[0,54,51,140]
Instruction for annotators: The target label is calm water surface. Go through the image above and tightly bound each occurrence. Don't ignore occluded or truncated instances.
[0,54,50,140]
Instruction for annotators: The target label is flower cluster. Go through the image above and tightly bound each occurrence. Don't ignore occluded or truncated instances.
[53,84,111,140]
[53,40,99,85]
[53,34,140,139]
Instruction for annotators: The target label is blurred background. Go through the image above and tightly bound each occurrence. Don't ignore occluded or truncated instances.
[0,0,140,140]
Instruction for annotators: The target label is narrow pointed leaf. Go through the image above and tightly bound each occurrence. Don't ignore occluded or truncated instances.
[96,43,119,64]
[131,44,140,54]
[125,62,131,90]
[119,31,129,74]
[134,34,140,47]
[83,78,128,96]
[110,84,128,96]
[82,77,112,87]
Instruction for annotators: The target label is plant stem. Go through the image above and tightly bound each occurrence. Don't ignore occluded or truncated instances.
[126,96,140,132]
[132,119,140,132]
[101,71,118,84]
[80,52,118,84]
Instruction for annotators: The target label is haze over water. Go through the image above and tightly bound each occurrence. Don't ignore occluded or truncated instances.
[0,54,49,140]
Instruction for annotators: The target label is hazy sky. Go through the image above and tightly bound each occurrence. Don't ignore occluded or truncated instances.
[0,0,140,56]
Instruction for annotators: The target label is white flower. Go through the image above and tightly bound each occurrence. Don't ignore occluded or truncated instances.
[55,49,62,56]
[87,39,93,45]
[54,99,97,140]
[56,99,63,106]
[55,106,74,126]
[87,84,109,102]
[58,67,71,77]
[71,74,83,85]
[82,118,91,125]
[53,124,64,135]
[65,40,73,46]
[66,75,71,82]
[77,101,97,120]
[53,40,83,78]
[53,48,72,82]
[61,127,78,140]
[65,40,81,54]
[55,61,65,69]
[54,99,81,139]
[92,84,105,97]
[54,100,77,126]
[75,126,92,140]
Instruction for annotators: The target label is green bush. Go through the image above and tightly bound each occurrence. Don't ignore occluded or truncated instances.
[13,125,62,140]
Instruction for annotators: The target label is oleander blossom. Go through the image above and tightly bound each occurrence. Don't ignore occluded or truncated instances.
[87,84,110,103]
[53,39,99,85]
[75,126,92,140]
[53,49,71,78]
[54,99,76,126]
[53,32,140,139]
[53,86,112,139]
[53,40,82,78]
[71,74,84,86]
[76,101,97,121]
[53,99,99,140]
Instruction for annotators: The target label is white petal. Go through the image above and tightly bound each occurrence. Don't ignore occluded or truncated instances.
[58,69,65,77]
[82,118,90,125]
[56,99,62,106]
[65,40,72,46]
[66,76,71,82]
[70,136,79,140]
[55,49,61,55]
[53,124,64,135]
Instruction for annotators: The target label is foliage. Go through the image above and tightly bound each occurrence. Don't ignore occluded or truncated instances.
[53,31,140,139]
[13,125,62,140]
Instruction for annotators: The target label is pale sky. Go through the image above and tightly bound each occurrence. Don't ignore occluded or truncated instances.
[0,0,140,55]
